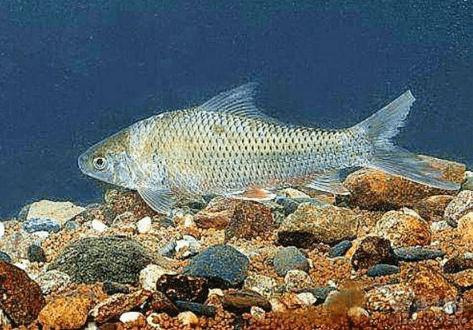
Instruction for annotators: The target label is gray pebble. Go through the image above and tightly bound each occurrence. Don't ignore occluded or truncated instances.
[273,246,309,276]
[394,247,445,261]
[328,240,352,258]
[22,217,61,233]
[367,264,400,277]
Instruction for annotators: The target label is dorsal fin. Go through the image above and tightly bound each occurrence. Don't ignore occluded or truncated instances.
[198,83,279,123]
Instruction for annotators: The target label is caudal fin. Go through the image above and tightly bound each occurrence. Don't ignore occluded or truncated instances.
[355,90,460,190]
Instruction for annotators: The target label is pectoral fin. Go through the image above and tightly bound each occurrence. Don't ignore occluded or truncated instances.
[305,171,350,195]
[137,184,175,214]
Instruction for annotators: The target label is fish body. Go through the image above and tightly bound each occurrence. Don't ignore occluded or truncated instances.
[78,83,459,213]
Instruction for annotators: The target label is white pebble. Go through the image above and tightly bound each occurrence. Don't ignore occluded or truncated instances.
[137,216,152,234]
[119,311,144,323]
[0,222,4,238]
[84,322,98,330]
[183,214,195,228]
[178,311,198,326]
[443,301,457,315]
[33,231,50,240]
[296,292,316,306]
[14,259,30,271]
[431,220,451,232]
[139,264,176,291]
[91,220,107,232]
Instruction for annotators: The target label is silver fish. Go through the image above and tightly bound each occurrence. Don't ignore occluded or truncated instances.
[78,83,459,213]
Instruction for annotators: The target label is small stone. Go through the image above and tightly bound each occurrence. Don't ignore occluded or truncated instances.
[394,247,445,261]
[416,195,454,222]
[274,196,300,216]
[33,230,50,240]
[449,269,473,288]
[177,311,198,327]
[22,217,61,233]
[158,240,177,258]
[250,306,266,320]
[278,203,359,245]
[328,240,352,258]
[443,301,457,315]
[280,188,311,199]
[175,235,200,252]
[35,270,71,295]
[222,290,271,313]
[91,219,107,232]
[344,157,464,210]
[444,190,473,227]
[0,261,45,325]
[366,264,400,277]
[148,291,179,316]
[373,208,431,248]
[49,236,159,284]
[276,231,317,249]
[462,171,473,190]
[139,264,176,292]
[296,292,316,306]
[193,197,239,229]
[408,265,458,309]
[443,257,473,273]
[103,281,129,295]
[366,283,414,313]
[243,275,277,299]
[458,212,473,242]
[183,244,249,288]
[0,251,11,262]
[431,220,452,232]
[174,301,217,317]
[64,220,81,230]
[284,270,314,291]
[351,236,397,270]
[273,246,309,276]
[119,311,144,323]
[225,201,275,240]
[137,216,152,234]
[306,286,337,303]
[38,295,90,329]
[27,243,46,263]
[156,274,209,303]
[14,258,30,271]
[90,290,152,323]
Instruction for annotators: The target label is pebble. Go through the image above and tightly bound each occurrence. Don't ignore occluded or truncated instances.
[296,292,317,306]
[91,219,107,232]
[27,243,46,262]
[351,236,397,270]
[276,231,317,249]
[119,311,144,323]
[0,222,4,238]
[394,247,445,261]
[416,195,454,222]
[158,240,177,258]
[89,290,151,323]
[274,196,300,216]
[33,230,50,241]
[243,275,277,299]
[38,295,90,329]
[177,311,199,327]
[137,216,152,234]
[449,269,473,289]
[365,283,415,313]
[139,263,176,292]
[366,264,400,277]
[222,290,271,313]
[0,261,46,325]
[0,251,11,262]
[64,220,81,231]
[35,270,71,295]
[279,203,359,245]
[431,220,452,232]
[175,235,200,252]
[458,212,473,242]
[25,200,85,226]
[462,171,473,190]
[148,291,179,316]
[373,208,431,248]
[174,300,217,317]
[22,217,61,233]
[156,274,209,303]
[183,244,249,288]
[284,270,314,291]
[103,281,129,295]
[280,188,311,199]
[444,190,473,227]
[443,256,473,273]
[225,200,275,240]
[328,240,352,258]
[305,286,337,303]
[193,197,239,229]
[273,246,309,276]
[49,236,157,284]
[443,301,457,315]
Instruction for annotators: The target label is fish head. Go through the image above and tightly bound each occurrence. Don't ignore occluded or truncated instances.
[78,129,136,189]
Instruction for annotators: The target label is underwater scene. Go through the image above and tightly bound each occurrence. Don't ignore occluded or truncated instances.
[0,0,471,329]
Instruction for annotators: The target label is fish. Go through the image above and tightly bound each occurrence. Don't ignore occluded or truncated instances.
[78,83,459,213]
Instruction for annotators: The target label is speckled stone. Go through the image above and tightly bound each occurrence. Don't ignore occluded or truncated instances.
[193,197,239,229]
[49,235,158,284]
[366,264,400,277]
[89,289,152,323]
[103,281,129,295]
[394,247,445,261]
[444,190,473,227]
[222,289,271,313]
[22,217,61,233]
[183,244,249,288]
[0,260,46,325]
[284,270,314,291]
[443,256,473,273]
[273,246,309,276]
[351,236,397,270]
[304,286,337,303]
[278,203,359,245]
[458,212,473,243]
[148,291,179,316]
[156,274,209,303]
[27,243,46,262]
[225,201,275,240]
[415,195,454,222]
[35,270,71,295]
[174,301,217,317]
[243,275,277,299]
[25,200,85,226]
[373,208,431,248]
[328,240,352,258]
[38,295,90,329]
[365,283,414,313]
[408,265,458,309]
[344,157,464,210]
[139,263,176,292]
[449,269,473,289]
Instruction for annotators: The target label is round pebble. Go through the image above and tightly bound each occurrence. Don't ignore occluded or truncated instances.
[119,311,144,323]
[91,220,107,232]
[328,240,352,258]
[137,216,152,234]
[28,244,46,263]
[273,246,309,276]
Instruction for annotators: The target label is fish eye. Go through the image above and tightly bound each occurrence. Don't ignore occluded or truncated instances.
[93,156,107,171]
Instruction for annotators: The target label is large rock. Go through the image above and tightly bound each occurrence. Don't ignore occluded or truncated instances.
[0,261,46,325]
[49,235,162,284]
[183,244,249,288]
[22,200,85,232]
[38,296,90,329]
[278,203,359,245]
[344,156,464,211]
[373,208,431,248]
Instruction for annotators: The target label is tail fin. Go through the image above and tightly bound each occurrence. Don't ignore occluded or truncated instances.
[355,90,460,190]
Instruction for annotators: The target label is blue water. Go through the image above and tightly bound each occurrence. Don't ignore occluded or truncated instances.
[0,1,471,219]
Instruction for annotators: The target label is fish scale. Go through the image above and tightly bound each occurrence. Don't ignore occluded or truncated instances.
[78,83,459,213]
